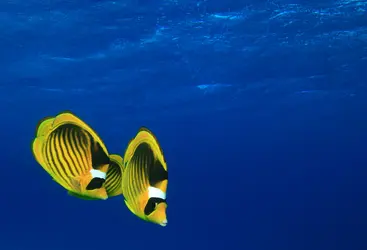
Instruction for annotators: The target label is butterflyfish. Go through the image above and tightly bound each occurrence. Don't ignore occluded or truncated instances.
[121,127,168,227]
[31,111,111,200]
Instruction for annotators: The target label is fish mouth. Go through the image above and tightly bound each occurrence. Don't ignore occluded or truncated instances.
[160,219,168,227]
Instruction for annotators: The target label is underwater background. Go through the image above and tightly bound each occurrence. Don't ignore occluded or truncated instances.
[1,0,366,250]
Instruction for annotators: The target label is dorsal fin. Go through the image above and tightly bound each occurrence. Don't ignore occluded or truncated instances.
[53,111,110,156]
[34,116,54,137]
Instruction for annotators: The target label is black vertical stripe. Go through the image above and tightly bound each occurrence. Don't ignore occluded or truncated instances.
[109,177,120,192]
[134,156,142,197]
[107,175,119,193]
[139,153,146,194]
[128,162,136,202]
[110,178,119,192]
[70,127,85,174]
[74,128,89,172]
[129,159,136,199]
[106,165,118,192]
[51,130,69,181]
[110,167,121,191]
[141,153,148,193]
[125,165,134,201]
[48,132,70,186]
[57,128,76,177]
[107,166,118,179]
[63,127,80,176]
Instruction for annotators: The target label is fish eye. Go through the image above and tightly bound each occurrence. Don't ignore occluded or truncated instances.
[144,197,165,215]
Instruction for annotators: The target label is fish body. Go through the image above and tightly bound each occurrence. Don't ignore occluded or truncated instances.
[32,111,111,200]
[122,127,168,226]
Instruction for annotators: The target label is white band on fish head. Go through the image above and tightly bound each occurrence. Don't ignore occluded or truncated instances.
[90,169,106,179]
[148,186,166,200]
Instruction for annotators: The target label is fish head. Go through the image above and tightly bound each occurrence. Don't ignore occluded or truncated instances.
[70,174,109,200]
[142,185,168,226]
[146,201,168,227]
[144,186,167,226]
[124,193,168,227]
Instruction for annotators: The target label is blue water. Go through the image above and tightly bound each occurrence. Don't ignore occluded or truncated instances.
[1,0,367,249]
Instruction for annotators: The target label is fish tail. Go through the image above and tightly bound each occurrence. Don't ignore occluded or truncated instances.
[105,154,124,197]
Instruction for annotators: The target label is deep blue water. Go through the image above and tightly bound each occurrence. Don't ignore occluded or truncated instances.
[1,0,367,249]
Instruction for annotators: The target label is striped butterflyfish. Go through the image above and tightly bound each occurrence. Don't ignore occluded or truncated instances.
[121,127,168,227]
[31,111,111,200]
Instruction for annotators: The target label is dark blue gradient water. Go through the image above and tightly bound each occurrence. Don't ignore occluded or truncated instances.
[1,1,366,250]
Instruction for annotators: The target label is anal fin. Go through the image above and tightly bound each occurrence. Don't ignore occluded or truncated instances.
[68,191,100,200]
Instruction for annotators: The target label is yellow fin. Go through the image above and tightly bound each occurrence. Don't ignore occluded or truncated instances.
[31,112,81,188]
[110,154,123,165]
[123,127,166,171]
[35,116,54,137]
[51,111,109,155]
[124,199,138,216]
[32,125,61,182]
[137,127,164,154]
[67,191,101,200]
[32,116,55,167]
[31,112,73,169]
[31,137,46,171]
[31,138,66,191]
[105,154,124,197]
[123,137,135,165]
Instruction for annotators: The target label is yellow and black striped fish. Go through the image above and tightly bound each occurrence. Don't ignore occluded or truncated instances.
[32,111,111,200]
[121,127,168,227]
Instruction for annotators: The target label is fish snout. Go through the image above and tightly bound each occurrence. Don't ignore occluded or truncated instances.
[160,219,168,227]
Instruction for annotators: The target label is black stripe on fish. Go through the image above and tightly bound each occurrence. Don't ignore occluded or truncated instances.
[106,163,121,193]
[57,127,77,177]
[49,131,70,184]
[71,127,88,173]
[134,143,168,187]
[149,160,168,187]
[55,124,89,176]
[134,144,150,195]
[45,132,68,184]
[62,127,79,175]
[123,145,146,202]
[144,197,166,216]
[129,142,168,188]
[67,126,82,175]
[90,135,110,169]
